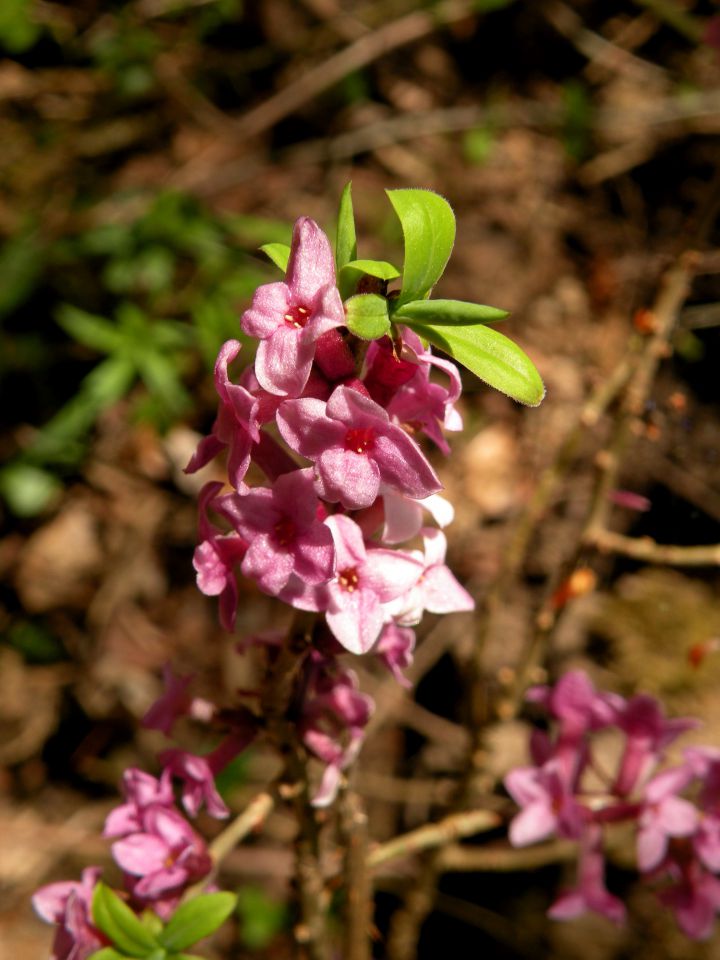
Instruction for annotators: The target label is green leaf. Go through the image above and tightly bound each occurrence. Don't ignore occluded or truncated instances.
[259,243,291,273]
[92,884,160,958]
[395,298,508,325]
[386,189,455,307]
[401,319,545,406]
[335,182,357,272]
[57,305,122,354]
[158,893,237,952]
[340,259,400,283]
[88,949,133,960]
[344,293,390,340]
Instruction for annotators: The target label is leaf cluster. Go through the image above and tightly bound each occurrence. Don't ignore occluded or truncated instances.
[89,884,237,960]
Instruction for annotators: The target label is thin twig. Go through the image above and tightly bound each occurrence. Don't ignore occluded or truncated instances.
[368,808,501,872]
[585,529,720,566]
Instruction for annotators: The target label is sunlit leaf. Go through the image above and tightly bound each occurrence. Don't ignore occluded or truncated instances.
[401,318,545,406]
[344,293,391,340]
[395,298,508,325]
[386,189,455,307]
[259,243,291,273]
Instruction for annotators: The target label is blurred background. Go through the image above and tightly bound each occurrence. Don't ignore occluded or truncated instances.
[1,1,720,957]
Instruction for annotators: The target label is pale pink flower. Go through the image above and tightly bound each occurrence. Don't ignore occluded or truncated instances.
[637,766,698,872]
[104,768,174,838]
[241,217,345,396]
[383,527,473,625]
[375,623,415,687]
[142,664,194,737]
[276,385,441,510]
[505,762,585,846]
[323,515,423,654]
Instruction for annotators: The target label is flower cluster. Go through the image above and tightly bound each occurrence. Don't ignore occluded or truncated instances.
[32,200,482,959]
[187,215,473,795]
[505,669,720,939]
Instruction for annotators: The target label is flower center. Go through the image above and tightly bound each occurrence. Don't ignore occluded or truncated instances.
[344,427,375,454]
[338,567,360,592]
[283,304,311,328]
[273,517,297,547]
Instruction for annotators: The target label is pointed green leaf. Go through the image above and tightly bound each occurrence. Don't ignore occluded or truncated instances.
[335,182,357,271]
[57,305,122,354]
[401,319,545,406]
[340,259,400,283]
[395,298,508,325]
[344,293,390,340]
[259,243,291,273]
[158,893,238,952]
[386,189,455,306]
[92,884,160,958]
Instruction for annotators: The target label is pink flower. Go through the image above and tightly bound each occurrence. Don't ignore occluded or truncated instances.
[32,867,105,960]
[104,768,174,838]
[379,491,454,545]
[276,385,441,510]
[185,340,260,490]
[159,730,255,820]
[300,659,374,807]
[322,515,423,654]
[216,469,335,596]
[142,664,194,737]
[636,766,698,872]
[549,827,626,926]
[241,217,345,396]
[505,762,585,846]
[613,694,699,797]
[659,860,720,940]
[192,482,247,632]
[385,328,463,454]
[383,528,473,625]
[375,623,415,687]
[111,806,212,910]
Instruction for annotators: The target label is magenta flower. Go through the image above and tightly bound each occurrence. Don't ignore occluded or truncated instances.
[300,659,374,807]
[613,694,699,797]
[375,623,415,688]
[385,328,463,455]
[383,528,474,625]
[216,469,335,596]
[104,768,174,838]
[142,664,194,737]
[185,340,260,490]
[160,730,255,820]
[505,762,585,846]
[637,766,698,872]
[322,515,423,654]
[276,385,442,510]
[549,827,626,926]
[660,859,720,941]
[192,481,247,632]
[32,867,105,960]
[241,217,345,396]
[111,806,212,908]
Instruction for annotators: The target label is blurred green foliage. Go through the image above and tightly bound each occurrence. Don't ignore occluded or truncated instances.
[1,190,290,515]
[236,886,288,950]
